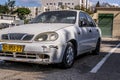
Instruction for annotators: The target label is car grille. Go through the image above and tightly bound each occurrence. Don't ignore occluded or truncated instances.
[2,33,34,41]
[0,52,37,59]
[0,52,50,59]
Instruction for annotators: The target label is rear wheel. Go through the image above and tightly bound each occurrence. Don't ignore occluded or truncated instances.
[60,42,75,68]
[92,39,101,55]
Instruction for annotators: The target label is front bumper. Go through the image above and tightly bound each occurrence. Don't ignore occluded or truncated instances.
[0,42,66,64]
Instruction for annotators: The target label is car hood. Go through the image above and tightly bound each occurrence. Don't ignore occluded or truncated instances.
[0,23,74,35]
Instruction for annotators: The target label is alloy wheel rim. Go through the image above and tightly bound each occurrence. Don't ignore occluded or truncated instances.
[66,46,74,66]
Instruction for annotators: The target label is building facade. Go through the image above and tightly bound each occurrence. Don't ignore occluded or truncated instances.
[27,7,38,19]
[40,0,91,11]
[96,7,120,38]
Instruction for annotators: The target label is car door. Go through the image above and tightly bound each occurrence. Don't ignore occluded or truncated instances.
[78,12,92,54]
[85,13,99,48]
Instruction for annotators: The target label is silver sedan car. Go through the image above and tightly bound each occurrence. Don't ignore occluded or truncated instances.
[0,10,101,68]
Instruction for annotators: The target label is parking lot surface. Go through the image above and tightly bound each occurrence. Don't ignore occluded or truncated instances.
[0,38,119,80]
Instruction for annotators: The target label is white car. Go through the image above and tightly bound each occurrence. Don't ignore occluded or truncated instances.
[0,10,101,68]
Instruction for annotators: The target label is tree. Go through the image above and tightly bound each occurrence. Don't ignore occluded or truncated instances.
[0,0,15,14]
[61,5,65,9]
[86,8,93,14]
[7,0,15,14]
[74,5,93,14]
[96,1,100,7]
[0,5,9,14]
[13,8,31,20]
[94,1,100,13]
[81,5,86,11]
[74,5,81,10]
[74,5,85,10]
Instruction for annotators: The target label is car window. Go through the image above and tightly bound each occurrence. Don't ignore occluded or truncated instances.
[30,11,77,24]
[85,13,96,27]
[79,12,88,27]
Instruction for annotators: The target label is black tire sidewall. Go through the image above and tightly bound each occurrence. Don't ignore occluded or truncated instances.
[93,39,101,55]
[62,42,75,68]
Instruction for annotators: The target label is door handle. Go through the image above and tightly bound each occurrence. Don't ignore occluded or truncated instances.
[96,29,99,32]
[89,29,92,32]
[78,32,80,35]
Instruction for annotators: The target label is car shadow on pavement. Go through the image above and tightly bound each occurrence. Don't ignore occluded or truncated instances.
[0,61,60,72]
[0,52,106,73]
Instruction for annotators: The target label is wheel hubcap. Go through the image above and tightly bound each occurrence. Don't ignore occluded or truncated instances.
[66,46,74,65]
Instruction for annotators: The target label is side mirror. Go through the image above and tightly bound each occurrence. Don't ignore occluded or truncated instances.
[89,22,94,26]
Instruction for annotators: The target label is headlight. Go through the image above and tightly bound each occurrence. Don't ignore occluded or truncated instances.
[35,32,58,41]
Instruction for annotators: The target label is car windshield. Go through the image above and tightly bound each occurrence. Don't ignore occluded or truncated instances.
[30,11,77,24]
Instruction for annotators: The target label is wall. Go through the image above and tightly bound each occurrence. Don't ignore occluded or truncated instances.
[96,7,120,38]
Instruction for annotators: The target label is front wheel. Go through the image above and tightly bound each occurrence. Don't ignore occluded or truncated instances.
[60,42,75,68]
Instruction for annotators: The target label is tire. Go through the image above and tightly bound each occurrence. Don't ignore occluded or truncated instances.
[92,39,101,55]
[60,42,75,68]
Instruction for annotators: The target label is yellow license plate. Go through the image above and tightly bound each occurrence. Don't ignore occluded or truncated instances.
[2,44,24,53]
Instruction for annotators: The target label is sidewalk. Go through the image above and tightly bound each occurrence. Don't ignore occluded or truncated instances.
[102,37,120,41]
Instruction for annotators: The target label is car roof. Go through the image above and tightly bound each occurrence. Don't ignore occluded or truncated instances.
[45,10,83,13]
[47,10,88,15]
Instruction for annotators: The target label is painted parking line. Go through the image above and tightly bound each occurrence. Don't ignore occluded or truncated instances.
[90,43,120,73]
